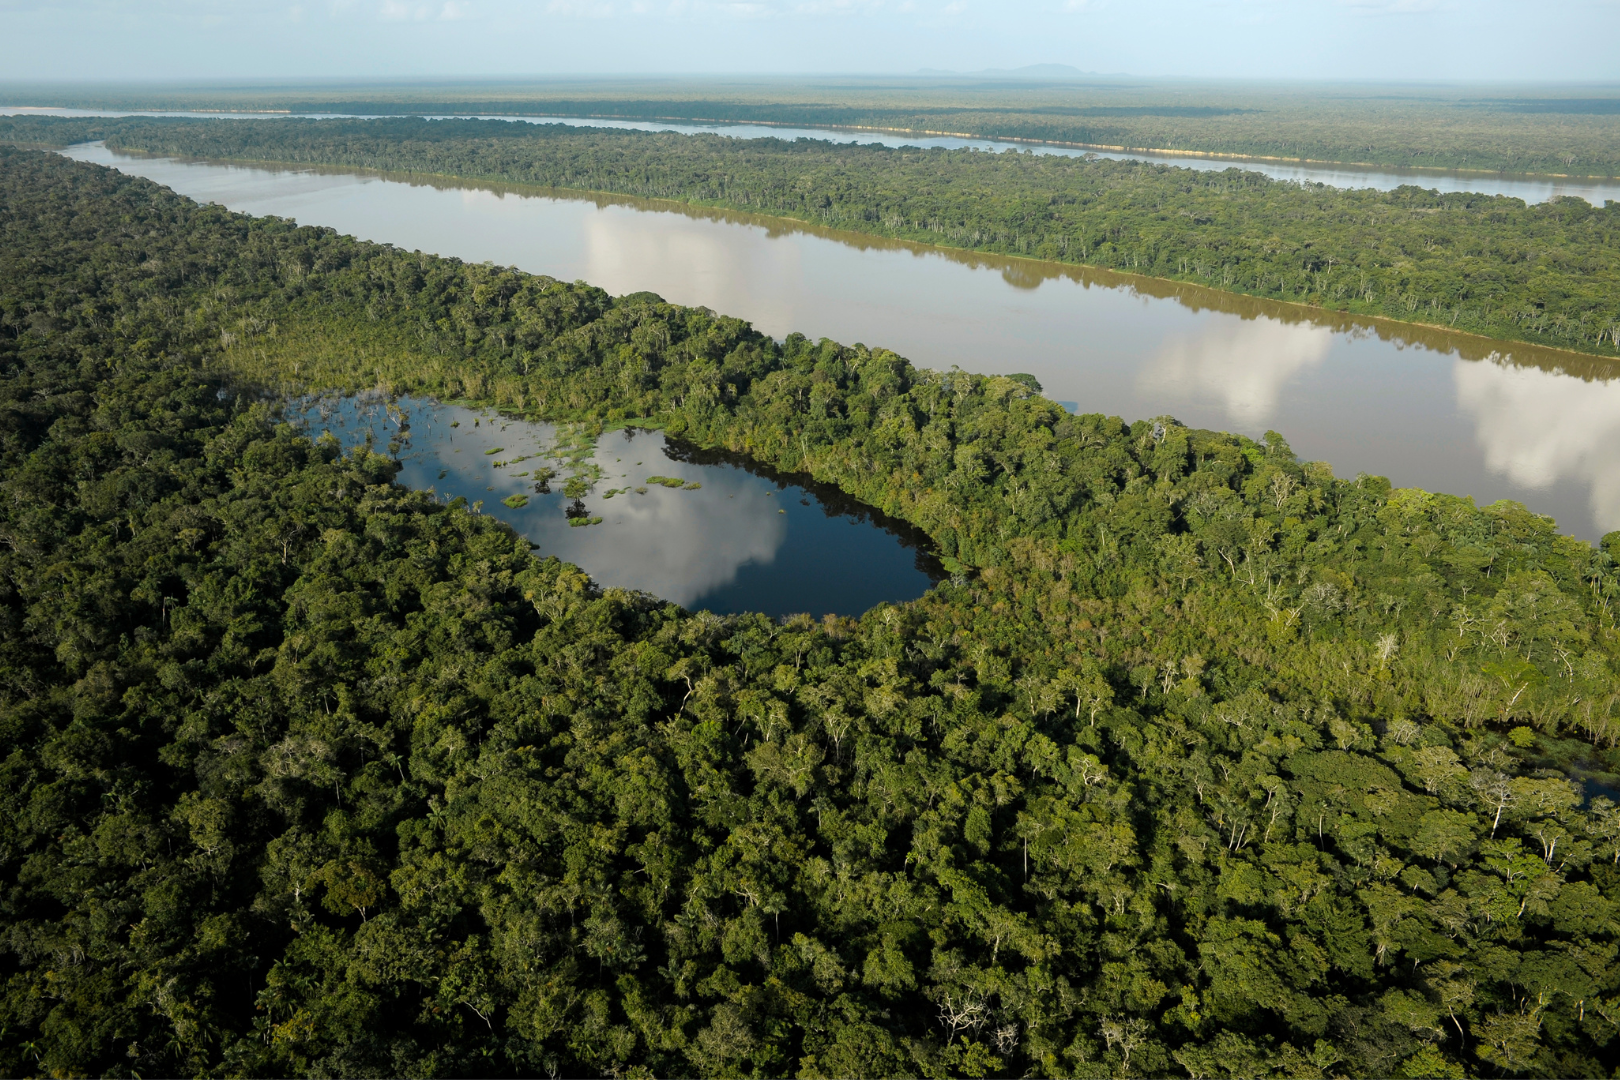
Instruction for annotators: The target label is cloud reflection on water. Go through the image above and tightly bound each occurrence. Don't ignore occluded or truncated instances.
[551,450,788,608]
[1452,358,1620,535]
[1138,316,1336,429]
[580,204,807,331]
[390,406,788,607]
[66,143,1620,542]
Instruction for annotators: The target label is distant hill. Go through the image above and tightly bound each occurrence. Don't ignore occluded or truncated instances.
[913,63,1107,79]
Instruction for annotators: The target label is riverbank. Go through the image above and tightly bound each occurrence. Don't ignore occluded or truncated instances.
[36,114,1617,362]
[139,146,1620,379]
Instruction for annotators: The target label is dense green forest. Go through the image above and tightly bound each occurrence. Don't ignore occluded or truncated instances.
[4,114,1615,359]
[7,76,1619,176]
[3,145,1620,1079]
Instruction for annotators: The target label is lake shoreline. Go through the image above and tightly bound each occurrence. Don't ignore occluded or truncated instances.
[290,394,946,615]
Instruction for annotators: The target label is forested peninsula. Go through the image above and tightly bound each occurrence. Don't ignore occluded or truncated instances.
[4,115,1617,360]
[3,145,1620,1078]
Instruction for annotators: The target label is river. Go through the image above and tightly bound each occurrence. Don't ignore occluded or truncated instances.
[10,106,1619,206]
[57,142,1620,545]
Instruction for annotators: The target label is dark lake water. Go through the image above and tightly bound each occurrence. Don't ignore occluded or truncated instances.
[292,396,941,617]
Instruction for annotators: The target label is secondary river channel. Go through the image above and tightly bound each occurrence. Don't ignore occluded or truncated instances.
[57,143,1620,562]
[14,106,1620,205]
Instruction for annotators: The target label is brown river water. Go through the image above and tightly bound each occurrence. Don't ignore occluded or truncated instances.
[60,142,1620,545]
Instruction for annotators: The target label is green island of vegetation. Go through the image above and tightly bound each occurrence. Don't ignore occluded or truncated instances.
[4,115,1616,360]
[2,145,1620,1078]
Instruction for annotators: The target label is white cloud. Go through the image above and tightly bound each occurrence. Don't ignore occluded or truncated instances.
[794,0,873,13]
[545,0,615,14]
[1334,0,1451,12]
[1453,356,1620,534]
[379,0,427,17]
[0,0,1613,80]
[1138,316,1335,430]
[375,0,467,17]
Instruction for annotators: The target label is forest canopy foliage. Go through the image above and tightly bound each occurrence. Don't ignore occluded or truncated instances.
[2,146,1620,1078]
[7,76,1620,176]
[4,115,1617,360]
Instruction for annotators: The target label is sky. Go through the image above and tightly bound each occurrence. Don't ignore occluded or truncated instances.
[2,0,1617,83]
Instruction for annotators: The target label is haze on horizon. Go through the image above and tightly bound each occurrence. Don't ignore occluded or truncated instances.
[2,0,1616,85]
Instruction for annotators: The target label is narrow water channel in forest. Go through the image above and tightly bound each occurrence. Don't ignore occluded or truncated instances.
[60,142,1620,544]
[293,396,942,616]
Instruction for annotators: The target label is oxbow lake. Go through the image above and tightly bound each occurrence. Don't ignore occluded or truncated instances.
[56,143,1620,552]
[293,396,942,617]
